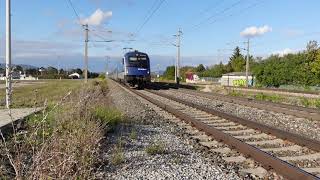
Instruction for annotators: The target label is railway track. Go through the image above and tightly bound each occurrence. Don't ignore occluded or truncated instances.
[169,88,320,121]
[115,81,320,179]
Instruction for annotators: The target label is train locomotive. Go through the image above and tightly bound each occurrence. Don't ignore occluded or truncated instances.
[113,50,151,88]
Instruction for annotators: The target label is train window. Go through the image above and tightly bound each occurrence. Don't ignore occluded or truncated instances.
[129,57,138,61]
[129,56,147,61]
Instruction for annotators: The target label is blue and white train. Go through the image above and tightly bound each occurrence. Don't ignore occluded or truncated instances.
[112,50,151,88]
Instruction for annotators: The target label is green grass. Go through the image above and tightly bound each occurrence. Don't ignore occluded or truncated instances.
[254,93,284,103]
[0,79,83,108]
[93,106,122,129]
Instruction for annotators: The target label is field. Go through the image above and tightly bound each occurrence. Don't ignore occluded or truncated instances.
[0,80,83,108]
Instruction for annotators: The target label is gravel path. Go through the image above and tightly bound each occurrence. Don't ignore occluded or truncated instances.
[96,81,240,180]
[161,89,320,141]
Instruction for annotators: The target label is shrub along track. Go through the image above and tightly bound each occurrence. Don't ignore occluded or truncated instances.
[115,81,320,180]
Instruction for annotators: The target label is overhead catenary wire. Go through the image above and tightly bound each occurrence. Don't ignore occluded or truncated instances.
[65,0,84,26]
[135,0,166,35]
[189,0,242,31]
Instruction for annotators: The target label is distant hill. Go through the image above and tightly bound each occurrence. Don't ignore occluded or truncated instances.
[0,63,38,69]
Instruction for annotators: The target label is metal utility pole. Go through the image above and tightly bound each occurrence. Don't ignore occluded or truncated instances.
[174,28,182,85]
[84,24,89,83]
[245,38,250,87]
[6,0,12,108]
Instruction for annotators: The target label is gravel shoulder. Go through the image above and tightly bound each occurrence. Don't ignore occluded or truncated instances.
[162,89,320,141]
[96,80,240,179]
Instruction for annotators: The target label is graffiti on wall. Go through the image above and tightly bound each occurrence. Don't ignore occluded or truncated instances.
[232,79,253,86]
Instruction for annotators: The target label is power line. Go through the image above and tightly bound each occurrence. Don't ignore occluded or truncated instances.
[135,0,166,35]
[66,0,83,25]
[208,0,264,25]
[190,0,242,31]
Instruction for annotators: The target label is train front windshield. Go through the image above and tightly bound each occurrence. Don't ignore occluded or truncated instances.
[127,56,149,68]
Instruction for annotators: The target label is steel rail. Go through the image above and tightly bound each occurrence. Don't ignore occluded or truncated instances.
[180,88,320,113]
[115,81,319,179]
[148,89,320,152]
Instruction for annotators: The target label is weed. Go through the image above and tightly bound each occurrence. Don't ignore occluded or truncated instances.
[145,141,165,155]
[229,90,243,97]
[254,93,267,101]
[111,138,125,165]
[111,150,124,165]
[129,129,138,140]
[300,97,312,107]
[172,155,182,164]
[315,99,320,109]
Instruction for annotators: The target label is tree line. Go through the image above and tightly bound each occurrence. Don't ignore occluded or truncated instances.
[162,40,320,87]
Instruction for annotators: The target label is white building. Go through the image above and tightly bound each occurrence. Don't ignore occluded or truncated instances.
[68,72,81,79]
[221,72,253,86]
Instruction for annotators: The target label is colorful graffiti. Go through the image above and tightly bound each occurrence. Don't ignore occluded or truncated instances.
[232,79,253,86]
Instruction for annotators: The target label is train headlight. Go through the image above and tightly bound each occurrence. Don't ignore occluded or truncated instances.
[147,71,150,74]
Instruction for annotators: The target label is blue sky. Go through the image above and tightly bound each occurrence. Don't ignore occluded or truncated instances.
[0,0,320,72]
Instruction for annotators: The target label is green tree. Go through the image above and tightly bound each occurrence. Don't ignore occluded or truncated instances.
[163,66,175,80]
[229,47,245,72]
[47,66,58,74]
[195,64,205,72]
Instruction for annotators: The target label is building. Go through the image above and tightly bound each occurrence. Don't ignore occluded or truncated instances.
[221,72,253,86]
[68,72,81,79]
[185,72,200,83]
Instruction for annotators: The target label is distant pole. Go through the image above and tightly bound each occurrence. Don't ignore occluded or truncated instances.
[106,56,109,78]
[174,28,182,85]
[84,24,89,83]
[245,38,250,87]
[5,0,12,108]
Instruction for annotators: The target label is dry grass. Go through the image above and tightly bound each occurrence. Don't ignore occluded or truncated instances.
[0,79,122,179]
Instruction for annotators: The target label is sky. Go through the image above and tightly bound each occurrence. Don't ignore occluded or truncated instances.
[0,0,319,72]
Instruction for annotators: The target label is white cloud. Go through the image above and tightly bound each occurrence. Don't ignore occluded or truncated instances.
[272,48,295,57]
[80,9,112,26]
[240,25,272,38]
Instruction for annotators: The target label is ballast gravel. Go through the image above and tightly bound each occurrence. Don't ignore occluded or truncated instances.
[161,89,320,141]
[96,81,240,180]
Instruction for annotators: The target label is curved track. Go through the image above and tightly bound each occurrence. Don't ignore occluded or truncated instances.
[115,81,320,179]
